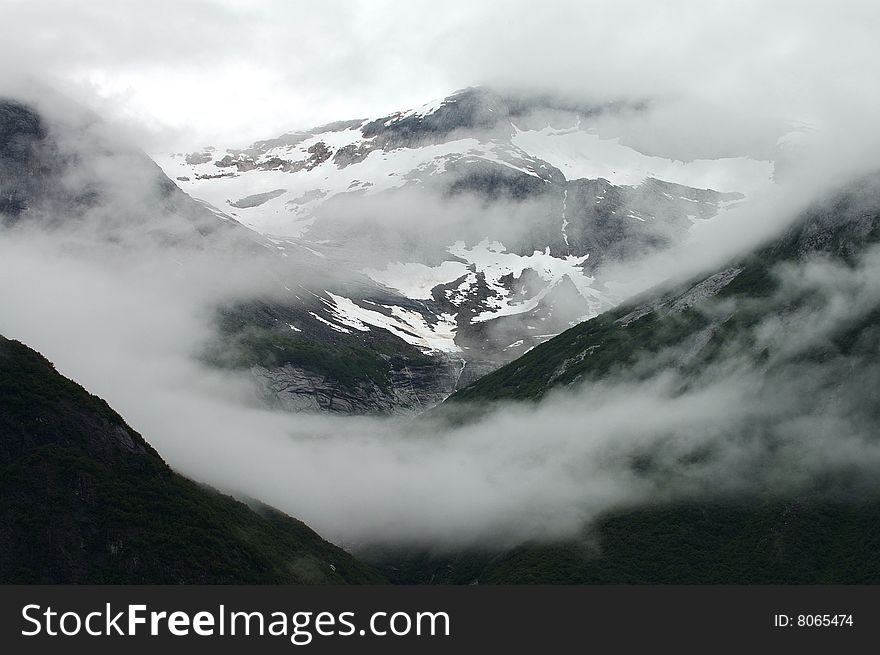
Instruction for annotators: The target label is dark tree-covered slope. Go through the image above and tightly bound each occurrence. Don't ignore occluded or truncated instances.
[424,173,880,584]
[0,335,384,583]
[449,173,880,404]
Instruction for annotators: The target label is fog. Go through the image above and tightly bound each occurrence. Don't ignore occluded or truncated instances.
[3,1,880,154]
[3,213,880,551]
[3,110,880,551]
[3,0,880,554]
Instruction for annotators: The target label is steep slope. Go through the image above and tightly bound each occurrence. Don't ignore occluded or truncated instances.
[450,173,880,403]
[426,173,880,584]
[207,292,465,414]
[0,95,463,415]
[0,97,257,249]
[158,87,774,379]
[6,88,773,418]
[0,88,777,417]
[0,335,384,583]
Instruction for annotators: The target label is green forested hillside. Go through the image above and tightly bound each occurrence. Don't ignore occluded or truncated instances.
[432,175,880,584]
[0,335,384,584]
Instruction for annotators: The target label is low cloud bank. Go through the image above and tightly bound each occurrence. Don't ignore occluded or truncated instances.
[3,217,880,552]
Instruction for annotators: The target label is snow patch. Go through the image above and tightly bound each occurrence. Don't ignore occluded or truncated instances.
[363,261,470,300]
[511,125,773,194]
[447,239,609,322]
[309,312,351,334]
[159,137,547,237]
[326,293,460,353]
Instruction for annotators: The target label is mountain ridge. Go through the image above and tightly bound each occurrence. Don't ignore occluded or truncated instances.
[401,171,880,583]
[154,87,772,413]
[0,334,384,584]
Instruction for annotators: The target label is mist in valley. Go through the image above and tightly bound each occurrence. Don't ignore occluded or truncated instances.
[3,0,880,557]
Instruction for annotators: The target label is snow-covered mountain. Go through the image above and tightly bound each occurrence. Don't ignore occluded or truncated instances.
[160,88,770,236]
[2,88,777,416]
[158,87,774,380]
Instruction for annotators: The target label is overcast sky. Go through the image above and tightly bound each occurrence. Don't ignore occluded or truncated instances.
[2,1,879,154]
[4,0,880,550]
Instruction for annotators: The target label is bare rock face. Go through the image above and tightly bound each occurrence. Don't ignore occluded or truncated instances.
[2,90,765,421]
[250,353,465,415]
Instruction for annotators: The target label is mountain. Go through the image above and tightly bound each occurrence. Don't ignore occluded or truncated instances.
[158,87,775,411]
[0,94,464,415]
[449,173,880,404]
[1,87,779,420]
[5,88,776,418]
[0,334,383,583]
[0,96,256,249]
[419,172,880,583]
[4,87,878,585]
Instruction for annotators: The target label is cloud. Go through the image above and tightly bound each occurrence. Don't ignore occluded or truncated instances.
[2,1,880,557]
[3,155,880,552]
[3,0,880,156]
[5,3,879,294]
